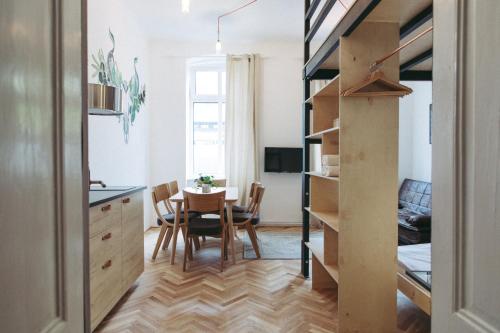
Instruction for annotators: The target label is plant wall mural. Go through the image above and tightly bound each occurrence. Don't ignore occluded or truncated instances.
[91,29,146,143]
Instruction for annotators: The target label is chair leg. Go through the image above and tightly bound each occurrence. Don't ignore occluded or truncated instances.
[152,224,168,260]
[247,223,261,259]
[193,236,201,250]
[183,234,190,272]
[180,225,187,241]
[220,229,225,272]
[224,229,229,260]
[180,226,193,260]
[170,224,180,265]
[162,227,173,250]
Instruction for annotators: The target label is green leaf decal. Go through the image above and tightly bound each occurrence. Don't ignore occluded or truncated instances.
[90,29,146,143]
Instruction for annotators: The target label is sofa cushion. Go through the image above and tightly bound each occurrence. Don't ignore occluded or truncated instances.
[406,214,431,227]
[398,178,432,245]
[398,216,430,232]
[399,179,432,216]
[398,225,430,245]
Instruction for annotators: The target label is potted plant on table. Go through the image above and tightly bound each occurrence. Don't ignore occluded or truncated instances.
[196,175,216,193]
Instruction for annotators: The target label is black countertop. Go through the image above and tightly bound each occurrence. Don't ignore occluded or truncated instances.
[89,186,147,207]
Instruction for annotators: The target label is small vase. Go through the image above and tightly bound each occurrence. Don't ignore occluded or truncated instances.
[201,184,211,193]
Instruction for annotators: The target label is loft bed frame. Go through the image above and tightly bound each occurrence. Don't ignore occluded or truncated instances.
[301,0,433,328]
[303,0,432,82]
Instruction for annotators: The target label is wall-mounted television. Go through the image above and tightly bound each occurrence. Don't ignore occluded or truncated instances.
[264,147,302,173]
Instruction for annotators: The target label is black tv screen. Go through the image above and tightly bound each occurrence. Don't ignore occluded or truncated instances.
[264,147,303,173]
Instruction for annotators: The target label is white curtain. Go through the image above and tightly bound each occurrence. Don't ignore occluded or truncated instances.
[225,54,259,205]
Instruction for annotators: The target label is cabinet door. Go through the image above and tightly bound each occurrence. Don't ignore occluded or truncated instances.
[121,192,145,292]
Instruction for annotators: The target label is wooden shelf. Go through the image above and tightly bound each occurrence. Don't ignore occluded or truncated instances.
[304,171,339,181]
[305,127,339,140]
[305,207,339,231]
[306,238,339,282]
[305,75,340,104]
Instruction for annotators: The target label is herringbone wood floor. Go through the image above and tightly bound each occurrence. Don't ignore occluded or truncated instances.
[95,227,430,333]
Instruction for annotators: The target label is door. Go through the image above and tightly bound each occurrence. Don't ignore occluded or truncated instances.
[433,0,500,332]
[0,0,87,332]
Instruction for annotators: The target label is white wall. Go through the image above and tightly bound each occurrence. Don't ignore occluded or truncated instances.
[398,81,433,184]
[88,0,151,230]
[148,41,304,225]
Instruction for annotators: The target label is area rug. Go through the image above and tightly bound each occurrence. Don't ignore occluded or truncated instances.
[242,230,322,259]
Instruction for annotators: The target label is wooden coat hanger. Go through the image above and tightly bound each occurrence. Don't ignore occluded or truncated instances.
[341,70,413,97]
[342,26,433,98]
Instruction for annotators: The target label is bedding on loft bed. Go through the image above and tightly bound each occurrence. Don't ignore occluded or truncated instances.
[398,243,431,272]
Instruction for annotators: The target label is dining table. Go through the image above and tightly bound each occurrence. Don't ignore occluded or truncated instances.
[168,186,238,265]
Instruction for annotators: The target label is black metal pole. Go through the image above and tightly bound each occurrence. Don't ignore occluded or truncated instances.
[301,0,311,278]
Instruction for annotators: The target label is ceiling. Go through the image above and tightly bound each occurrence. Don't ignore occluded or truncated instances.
[122,0,304,43]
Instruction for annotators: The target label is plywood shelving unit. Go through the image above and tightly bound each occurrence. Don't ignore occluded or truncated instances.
[302,2,402,331]
[304,74,341,293]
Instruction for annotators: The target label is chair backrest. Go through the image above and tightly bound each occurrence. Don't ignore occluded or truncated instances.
[249,186,265,216]
[212,179,227,187]
[183,190,226,225]
[152,184,174,225]
[168,180,179,196]
[247,181,262,211]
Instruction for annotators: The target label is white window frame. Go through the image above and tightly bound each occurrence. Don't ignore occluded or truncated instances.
[186,57,226,180]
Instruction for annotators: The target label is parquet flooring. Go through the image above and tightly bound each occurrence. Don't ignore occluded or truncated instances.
[95,227,430,333]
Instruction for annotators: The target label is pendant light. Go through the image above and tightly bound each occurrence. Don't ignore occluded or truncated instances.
[216,0,257,53]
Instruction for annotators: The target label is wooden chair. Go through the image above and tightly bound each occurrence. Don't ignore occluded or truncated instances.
[151,183,198,261]
[231,181,262,213]
[183,190,227,272]
[231,186,265,259]
[168,180,179,195]
[168,180,204,248]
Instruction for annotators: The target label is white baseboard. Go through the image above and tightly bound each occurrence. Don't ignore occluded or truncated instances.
[258,221,302,227]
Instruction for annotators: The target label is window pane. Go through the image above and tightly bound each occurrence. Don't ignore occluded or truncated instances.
[193,103,220,175]
[221,103,225,144]
[195,71,218,95]
[221,72,226,95]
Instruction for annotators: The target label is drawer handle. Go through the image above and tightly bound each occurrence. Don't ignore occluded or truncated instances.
[122,197,131,204]
[101,204,111,212]
[102,232,112,241]
[101,260,112,270]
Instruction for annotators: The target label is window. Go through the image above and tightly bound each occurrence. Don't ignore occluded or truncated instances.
[187,58,226,179]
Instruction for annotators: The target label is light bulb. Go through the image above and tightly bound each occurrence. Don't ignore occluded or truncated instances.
[216,40,222,53]
[182,0,190,13]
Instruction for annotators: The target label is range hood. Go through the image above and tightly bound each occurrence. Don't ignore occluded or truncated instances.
[88,83,123,116]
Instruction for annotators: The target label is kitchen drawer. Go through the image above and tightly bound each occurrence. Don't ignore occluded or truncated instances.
[89,199,121,238]
[90,223,122,331]
[90,249,122,331]
[89,222,122,275]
